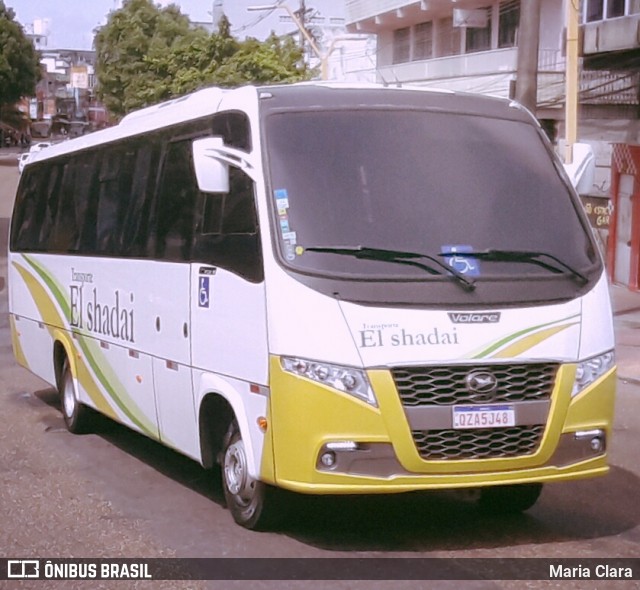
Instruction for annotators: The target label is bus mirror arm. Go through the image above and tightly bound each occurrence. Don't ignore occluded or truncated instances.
[193,137,258,193]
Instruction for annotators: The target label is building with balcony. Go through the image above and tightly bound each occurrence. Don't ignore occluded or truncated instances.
[346,2,638,190]
[345,0,640,288]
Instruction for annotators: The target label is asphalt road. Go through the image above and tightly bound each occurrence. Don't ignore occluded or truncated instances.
[1,154,639,590]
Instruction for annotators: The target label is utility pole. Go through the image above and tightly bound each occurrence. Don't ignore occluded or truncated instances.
[515,0,541,113]
[565,0,579,164]
[248,3,326,77]
[295,0,307,54]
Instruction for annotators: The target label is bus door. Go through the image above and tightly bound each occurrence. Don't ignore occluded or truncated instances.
[149,139,200,459]
[190,162,269,387]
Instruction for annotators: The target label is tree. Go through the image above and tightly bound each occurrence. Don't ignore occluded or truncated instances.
[94,0,197,116]
[95,0,312,117]
[0,1,40,107]
[211,34,314,87]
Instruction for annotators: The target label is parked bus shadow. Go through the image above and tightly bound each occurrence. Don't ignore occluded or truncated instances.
[34,387,640,553]
[34,387,225,507]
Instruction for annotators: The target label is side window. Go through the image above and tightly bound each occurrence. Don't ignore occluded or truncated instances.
[75,153,99,252]
[211,111,252,151]
[194,167,262,282]
[223,168,258,234]
[47,153,99,253]
[199,168,258,236]
[95,146,136,254]
[120,142,160,258]
[151,140,199,261]
[38,164,64,248]
[49,161,79,252]
[11,167,45,251]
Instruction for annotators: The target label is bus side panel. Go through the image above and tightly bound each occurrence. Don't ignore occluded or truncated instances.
[191,266,269,472]
[10,254,64,387]
[9,254,163,439]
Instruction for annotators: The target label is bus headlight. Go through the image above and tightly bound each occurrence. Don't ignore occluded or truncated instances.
[571,351,615,397]
[281,357,377,407]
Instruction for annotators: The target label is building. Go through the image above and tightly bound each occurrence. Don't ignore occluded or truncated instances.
[345,0,640,290]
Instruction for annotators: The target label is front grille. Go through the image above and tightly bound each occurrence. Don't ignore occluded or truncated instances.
[393,363,558,406]
[412,425,545,460]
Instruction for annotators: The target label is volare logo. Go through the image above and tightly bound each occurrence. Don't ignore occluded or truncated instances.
[448,312,501,324]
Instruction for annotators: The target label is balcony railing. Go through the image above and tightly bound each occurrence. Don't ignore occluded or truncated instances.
[375,47,638,106]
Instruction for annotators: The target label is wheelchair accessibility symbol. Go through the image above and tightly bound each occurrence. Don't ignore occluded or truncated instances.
[199,276,210,308]
[442,245,481,277]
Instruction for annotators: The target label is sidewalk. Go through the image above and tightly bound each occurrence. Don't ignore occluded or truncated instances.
[611,284,640,386]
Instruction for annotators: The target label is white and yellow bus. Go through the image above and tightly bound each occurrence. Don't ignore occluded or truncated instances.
[9,83,616,529]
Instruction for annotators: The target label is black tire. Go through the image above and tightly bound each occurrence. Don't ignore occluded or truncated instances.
[59,357,92,434]
[478,483,543,514]
[221,420,280,530]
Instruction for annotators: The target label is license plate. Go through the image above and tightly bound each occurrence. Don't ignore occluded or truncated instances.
[452,404,515,429]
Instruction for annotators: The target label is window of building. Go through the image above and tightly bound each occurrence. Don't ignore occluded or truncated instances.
[499,0,520,48]
[465,7,492,53]
[413,22,433,60]
[437,17,462,57]
[393,27,411,64]
[585,0,604,21]
[631,0,640,14]
[607,0,625,17]
[585,0,629,21]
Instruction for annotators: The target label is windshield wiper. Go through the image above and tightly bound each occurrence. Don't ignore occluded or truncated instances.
[303,246,476,292]
[439,249,588,285]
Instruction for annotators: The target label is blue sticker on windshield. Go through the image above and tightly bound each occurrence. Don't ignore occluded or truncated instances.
[442,245,481,277]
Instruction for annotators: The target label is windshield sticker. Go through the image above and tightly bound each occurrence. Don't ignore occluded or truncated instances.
[274,189,289,207]
[274,189,298,259]
[282,231,297,243]
[442,245,481,277]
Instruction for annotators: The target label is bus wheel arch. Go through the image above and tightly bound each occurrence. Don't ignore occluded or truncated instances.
[198,393,234,470]
[198,392,280,530]
[53,340,92,434]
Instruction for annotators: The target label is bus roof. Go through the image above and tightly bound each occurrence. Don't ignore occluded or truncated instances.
[27,82,531,165]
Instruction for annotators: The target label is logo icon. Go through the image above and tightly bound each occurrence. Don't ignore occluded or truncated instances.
[465,370,498,397]
[8,560,39,578]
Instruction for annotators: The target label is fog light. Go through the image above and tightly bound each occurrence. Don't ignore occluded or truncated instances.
[574,429,605,454]
[320,452,336,467]
[590,437,603,452]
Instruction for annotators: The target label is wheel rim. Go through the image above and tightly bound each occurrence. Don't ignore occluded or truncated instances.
[62,373,76,419]
[223,438,254,506]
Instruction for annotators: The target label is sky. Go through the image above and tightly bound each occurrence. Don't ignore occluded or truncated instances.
[6,0,347,50]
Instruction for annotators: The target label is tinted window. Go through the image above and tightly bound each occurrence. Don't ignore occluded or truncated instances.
[266,110,596,280]
[193,166,262,282]
[120,143,160,258]
[150,140,199,261]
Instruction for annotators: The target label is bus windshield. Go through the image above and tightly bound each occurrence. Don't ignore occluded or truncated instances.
[265,109,598,284]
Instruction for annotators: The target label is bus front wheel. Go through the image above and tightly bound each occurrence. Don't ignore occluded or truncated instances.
[59,358,92,434]
[221,420,279,530]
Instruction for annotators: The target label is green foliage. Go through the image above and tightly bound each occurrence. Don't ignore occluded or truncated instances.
[0,0,40,107]
[95,0,312,117]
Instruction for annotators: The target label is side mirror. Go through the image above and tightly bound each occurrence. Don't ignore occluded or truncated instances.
[563,142,595,196]
[192,137,230,193]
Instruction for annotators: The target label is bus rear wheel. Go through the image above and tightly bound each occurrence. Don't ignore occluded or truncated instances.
[59,358,92,434]
[221,420,279,530]
[478,483,543,514]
